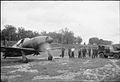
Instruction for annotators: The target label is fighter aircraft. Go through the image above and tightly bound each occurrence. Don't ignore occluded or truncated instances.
[1,36,60,63]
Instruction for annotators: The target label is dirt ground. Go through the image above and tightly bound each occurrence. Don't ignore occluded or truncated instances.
[1,50,120,82]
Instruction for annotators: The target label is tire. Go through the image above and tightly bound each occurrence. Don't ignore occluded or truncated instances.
[48,55,53,60]
[113,54,119,59]
[99,53,104,58]
[23,58,28,63]
[104,55,108,58]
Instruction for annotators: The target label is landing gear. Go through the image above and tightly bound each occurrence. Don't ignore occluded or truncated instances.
[104,55,108,58]
[47,50,53,61]
[21,50,28,63]
[22,57,28,63]
[99,53,104,58]
[113,54,119,59]
[33,51,40,56]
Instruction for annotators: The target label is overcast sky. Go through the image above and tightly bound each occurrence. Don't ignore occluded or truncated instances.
[1,1,120,44]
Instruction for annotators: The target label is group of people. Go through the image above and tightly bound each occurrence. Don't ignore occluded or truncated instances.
[78,47,98,58]
[60,47,99,58]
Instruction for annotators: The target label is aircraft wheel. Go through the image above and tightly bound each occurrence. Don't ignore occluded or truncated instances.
[23,58,28,63]
[104,55,108,58]
[99,53,104,58]
[48,55,53,60]
[113,54,119,59]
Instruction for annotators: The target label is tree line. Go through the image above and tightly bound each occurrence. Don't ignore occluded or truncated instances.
[1,25,112,45]
[1,25,82,44]
[89,37,112,45]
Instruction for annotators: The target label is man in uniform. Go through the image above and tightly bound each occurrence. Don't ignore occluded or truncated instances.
[60,48,65,58]
[94,48,98,58]
[71,47,75,58]
[78,48,82,58]
[91,48,93,58]
[92,48,98,58]
[68,48,71,58]
[88,48,91,58]
[82,47,87,58]
[92,48,95,58]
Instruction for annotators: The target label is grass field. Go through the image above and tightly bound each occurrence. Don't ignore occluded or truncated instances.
[1,49,120,82]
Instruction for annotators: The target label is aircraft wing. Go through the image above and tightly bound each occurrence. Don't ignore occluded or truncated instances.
[0,46,62,53]
[0,46,37,53]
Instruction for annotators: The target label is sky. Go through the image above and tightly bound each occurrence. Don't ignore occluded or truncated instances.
[1,1,120,44]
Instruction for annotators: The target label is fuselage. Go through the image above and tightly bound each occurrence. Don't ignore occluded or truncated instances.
[4,36,53,57]
[13,36,53,51]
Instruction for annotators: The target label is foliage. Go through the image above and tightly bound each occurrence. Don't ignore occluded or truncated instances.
[59,28,75,44]
[89,37,99,45]
[89,37,112,45]
[1,25,40,41]
[1,25,83,44]
[1,25,17,41]
[75,36,82,44]
[1,24,113,45]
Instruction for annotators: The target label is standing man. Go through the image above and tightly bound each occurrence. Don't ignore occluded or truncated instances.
[68,48,71,58]
[71,47,75,58]
[88,48,91,58]
[94,48,98,58]
[82,47,87,58]
[92,48,96,58]
[78,48,82,58]
[91,48,93,58]
[60,48,65,58]
[86,47,89,58]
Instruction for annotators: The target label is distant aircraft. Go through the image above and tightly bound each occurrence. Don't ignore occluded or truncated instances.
[1,36,59,63]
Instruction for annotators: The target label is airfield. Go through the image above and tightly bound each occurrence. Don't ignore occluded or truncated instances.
[1,49,120,82]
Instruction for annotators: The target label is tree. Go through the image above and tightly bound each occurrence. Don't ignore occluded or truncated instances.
[40,31,47,36]
[89,37,99,45]
[25,30,34,38]
[1,24,83,45]
[47,32,59,43]
[17,27,40,39]
[89,37,112,45]
[60,28,75,44]
[32,31,40,37]
[17,27,26,39]
[56,33,63,43]
[1,25,17,41]
[75,36,82,44]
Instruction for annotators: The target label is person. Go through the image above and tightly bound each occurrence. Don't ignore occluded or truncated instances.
[86,47,89,58]
[60,48,65,58]
[92,48,98,58]
[71,47,75,58]
[91,48,93,58]
[82,47,87,58]
[68,48,71,58]
[78,48,82,58]
[94,48,98,58]
[92,48,95,58]
[88,48,91,58]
